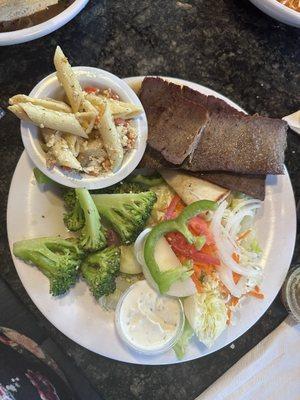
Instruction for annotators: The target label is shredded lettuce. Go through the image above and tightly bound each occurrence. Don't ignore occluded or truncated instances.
[173,319,194,359]
[248,238,262,254]
[183,287,227,348]
[229,192,251,210]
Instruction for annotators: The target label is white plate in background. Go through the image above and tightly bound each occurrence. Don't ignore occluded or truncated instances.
[7,77,296,365]
[249,0,300,28]
[0,0,89,46]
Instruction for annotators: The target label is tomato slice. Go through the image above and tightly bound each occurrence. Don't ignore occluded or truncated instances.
[164,195,181,220]
[166,231,220,265]
[188,216,214,245]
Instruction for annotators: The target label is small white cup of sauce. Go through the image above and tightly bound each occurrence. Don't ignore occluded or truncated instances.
[115,280,185,355]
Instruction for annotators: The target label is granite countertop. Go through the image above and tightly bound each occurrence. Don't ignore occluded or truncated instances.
[0,1,299,399]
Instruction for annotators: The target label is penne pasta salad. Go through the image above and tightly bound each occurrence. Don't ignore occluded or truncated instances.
[8,47,143,176]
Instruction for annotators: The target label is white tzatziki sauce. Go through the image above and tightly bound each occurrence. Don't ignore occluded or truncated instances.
[117,280,183,353]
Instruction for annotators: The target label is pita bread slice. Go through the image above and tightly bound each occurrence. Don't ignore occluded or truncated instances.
[160,169,229,205]
[0,0,58,22]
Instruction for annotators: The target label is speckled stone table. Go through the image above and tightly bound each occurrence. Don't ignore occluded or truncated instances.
[0,1,299,399]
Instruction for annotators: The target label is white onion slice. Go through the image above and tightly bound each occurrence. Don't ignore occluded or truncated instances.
[225,206,260,242]
[231,199,261,214]
[216,263,244,298]
[211,201,259,277]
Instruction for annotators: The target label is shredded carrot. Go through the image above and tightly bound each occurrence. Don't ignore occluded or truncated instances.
[230,296,239,306]
[237,229,251,241]
[193,263,214,278]
[227,309,232,325]
[191,273,202,292]
[232,252,240,263]
[248,291,264,299]
[248,286,264,299]
[233,272,241,284]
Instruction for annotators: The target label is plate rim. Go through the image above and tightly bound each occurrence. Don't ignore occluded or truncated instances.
[7,76,297,365]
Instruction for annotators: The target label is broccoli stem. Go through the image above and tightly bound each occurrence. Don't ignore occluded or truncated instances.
[76,188,107,252]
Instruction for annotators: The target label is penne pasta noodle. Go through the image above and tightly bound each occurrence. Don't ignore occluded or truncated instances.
[103,96,142,118]
[84,94,106,119]
[54,46,84,113]
[82,99,97,114]
[9,94,72,113]
[8,104,32,123]
[62,133,81,157]
[86,93,143,119]
[104,97,143,119]
[75,110,97,135]
[50,137,83,171]
[97,104,123,171]
[11,102,88,138]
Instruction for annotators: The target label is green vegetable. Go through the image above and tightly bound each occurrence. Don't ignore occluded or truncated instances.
[183,288,227,348]
[13,237,84,296]
[92,191,157,245]
[99,274,140,311]
[144,200,217,294]
[229,192,250,210]
[33,168,54,185]
[92,181,147,195]
[33,167,63,188]
[63,189,77,209]
[63,190,84,231]
[120,245,142,274]
[113,182,147,194]
[81,246,120,298]
[195,235,206,251]
[248,238,262,254]
[76,188,107,252]
[173,319,194,359]
[129,173,164,187]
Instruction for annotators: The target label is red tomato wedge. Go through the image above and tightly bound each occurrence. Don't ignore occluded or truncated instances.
[188,216,214,245]
[165,231,220,265]
[84,86,98,94]
[164,195,182,220]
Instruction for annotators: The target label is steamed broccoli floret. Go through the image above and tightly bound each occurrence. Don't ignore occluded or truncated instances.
[63,189,77,209]
[113,182,147,194]
[92,181,147,195]
[34,168,55,185]
[63,190,85,232]
[13,237,84,296]
[92,191,157,244]
[76,188,107,252]
[81,246,120,298]
[129,173,164,187]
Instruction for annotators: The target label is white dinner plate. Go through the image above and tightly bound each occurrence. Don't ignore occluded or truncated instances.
[7,77,297,365]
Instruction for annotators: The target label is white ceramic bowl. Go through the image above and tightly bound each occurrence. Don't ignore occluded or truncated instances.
[21,67,148,190]
[0,0,89,46]
[249,0,300,27]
